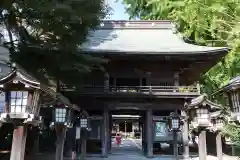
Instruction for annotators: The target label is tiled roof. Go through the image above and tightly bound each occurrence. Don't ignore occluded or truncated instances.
[81,20,229,54]
[0,46,10,63]
[185,94,221,110]
[229,76,240,84]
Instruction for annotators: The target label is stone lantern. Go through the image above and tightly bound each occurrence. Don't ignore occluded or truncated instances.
[168,112,182,160]
[223,76,240,121]
[0,64,44,160]
[49,102,74,160]
[77,110,90,160]
[185,94,221,160]
[210,111,225,160]
[189,104,211,128]
[0,69,42,124]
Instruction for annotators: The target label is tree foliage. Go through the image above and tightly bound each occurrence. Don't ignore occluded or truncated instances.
[123,0,240,96]
[0,0,109,88]
[122,0,240,144]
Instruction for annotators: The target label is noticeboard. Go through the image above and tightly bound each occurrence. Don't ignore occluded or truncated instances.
[155,121,168,137]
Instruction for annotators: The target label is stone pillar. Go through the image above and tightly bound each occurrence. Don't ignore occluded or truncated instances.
[196,83,201,94]
[173,131,178,160]
[181,110,189,159]
[198,129,207,160]
[232,145,236,156]
[55,125,67,160]
[101,107,109,157]
[146,108,153,158]
[216,132,223,160]
[10,125,28,160]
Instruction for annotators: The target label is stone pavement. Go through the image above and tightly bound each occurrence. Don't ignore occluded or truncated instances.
[35,138,239,160]
[35,153,239,160]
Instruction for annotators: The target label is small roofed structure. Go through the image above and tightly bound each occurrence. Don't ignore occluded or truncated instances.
[0,64,79,124]
[213,76,240,95]
[0,65,72,105]
[185,94,222,110]
[211,76,240,121]
[185,94,222,130]
[225,76,240,91]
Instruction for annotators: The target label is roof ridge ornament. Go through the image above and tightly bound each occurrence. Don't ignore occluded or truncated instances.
[99,20,174,29]
[171,22,178,34]
[11,62,16,71]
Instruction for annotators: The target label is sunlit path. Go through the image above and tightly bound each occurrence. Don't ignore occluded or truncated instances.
[111,138,142,155]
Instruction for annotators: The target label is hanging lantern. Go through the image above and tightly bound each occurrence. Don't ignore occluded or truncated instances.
[50,102,73,127]
[168,112,181,131]
[80,118,88,128]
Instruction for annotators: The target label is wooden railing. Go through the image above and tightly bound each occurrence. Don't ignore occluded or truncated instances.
[79,85,200,95]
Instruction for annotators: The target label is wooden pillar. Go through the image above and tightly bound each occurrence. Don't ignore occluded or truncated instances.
[198,129,207,160]
[25,126,40,160]
[104,72,109,92]
[216,132,223,160]
[101,107,109,157]
[146,108,153,158]
[108,113,112,154]
[174,72,179,86]
[80,130,87,160]
[181,110,190,159]
[142,122,146,153]
[173,131,178,160]
[64,127,75,157]
[55,125,67,160]
[10,125,28,160]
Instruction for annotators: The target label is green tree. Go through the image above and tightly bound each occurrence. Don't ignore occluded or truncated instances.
[122,0,240,145]
[0,0,109,88]
[123,0,239,95]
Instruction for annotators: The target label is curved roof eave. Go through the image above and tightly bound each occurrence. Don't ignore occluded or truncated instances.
[81,47,230,55]
[185,94,222,110]
[0,68,40,89]
[211,76,240,96]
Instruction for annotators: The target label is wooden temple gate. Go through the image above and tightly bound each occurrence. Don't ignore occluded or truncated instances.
[0,20,230,160]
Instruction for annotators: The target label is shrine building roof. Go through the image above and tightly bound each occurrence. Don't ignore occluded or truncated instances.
[211,76,240,96]
[81,20,229,54]
[0,46,10,63]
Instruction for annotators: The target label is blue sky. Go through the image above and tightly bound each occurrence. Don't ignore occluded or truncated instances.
[106,0,129,20]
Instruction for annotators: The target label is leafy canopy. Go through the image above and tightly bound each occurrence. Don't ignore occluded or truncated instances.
[122,0,240,94]
[122,0,240,145]
[0,0,109,87]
